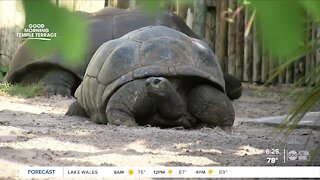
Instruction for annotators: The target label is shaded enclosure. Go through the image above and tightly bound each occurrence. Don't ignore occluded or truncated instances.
[0,0,319,85]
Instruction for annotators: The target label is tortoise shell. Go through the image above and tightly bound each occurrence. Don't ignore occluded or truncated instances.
[75,26,225,123]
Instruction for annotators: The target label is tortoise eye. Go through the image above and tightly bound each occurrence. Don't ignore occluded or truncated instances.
[153,78,161,85]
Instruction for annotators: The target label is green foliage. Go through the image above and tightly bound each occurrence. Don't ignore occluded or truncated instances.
[0,66,8,81]
[0,83,42,98]
[138,0,193,17]
[247,0,305,58]
[246,0,320,162]
[22,0,87,64]
[138,0,166,17]
[301,0,320,22]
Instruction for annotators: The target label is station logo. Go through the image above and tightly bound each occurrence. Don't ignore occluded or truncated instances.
[16,24,57,41]
[287,150,310,161]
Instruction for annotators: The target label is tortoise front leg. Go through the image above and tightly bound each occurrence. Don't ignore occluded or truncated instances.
[105,79,156,127]
[188,84,235,131]
[148,113,196,129]
[40,68,77,97]
[106,109,138,127]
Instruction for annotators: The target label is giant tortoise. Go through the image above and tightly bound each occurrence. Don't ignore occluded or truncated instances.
[4,6,242,100]
[66,26,235,130]
[3,7,198,97]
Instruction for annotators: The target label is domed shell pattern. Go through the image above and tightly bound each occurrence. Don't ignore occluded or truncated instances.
[75,26,225,123]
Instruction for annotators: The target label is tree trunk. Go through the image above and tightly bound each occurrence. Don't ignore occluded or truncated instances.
[252,21,261,83]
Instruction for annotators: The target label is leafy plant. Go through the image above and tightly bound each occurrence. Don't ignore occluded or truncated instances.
[243,0,320,162]
[22,0,88,64]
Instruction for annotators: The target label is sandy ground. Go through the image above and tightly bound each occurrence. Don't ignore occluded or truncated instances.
[0,84,319,178]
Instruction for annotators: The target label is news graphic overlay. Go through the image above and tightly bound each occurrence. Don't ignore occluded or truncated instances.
[285,149,311,162]
[20,148,319,178]
[16,24,57,41]
[265,148,281,164]
[20,166,320,178]
[264,148,314,165]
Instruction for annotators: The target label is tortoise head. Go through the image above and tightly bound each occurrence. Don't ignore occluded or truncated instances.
[145,77,173,100]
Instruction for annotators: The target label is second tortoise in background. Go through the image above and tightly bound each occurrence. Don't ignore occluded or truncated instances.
[3,6,242,100]
[66,26,235,130]
[3,6,197,97]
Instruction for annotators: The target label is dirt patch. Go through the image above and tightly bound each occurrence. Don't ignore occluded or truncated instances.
[0,84,319,178]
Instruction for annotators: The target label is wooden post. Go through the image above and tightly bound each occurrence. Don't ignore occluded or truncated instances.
[55,0,60,7]
[0,1,24,68]
[269,54,278,84]
[108,0,117,7]
[175,0,190,20]
[227,0,237,75]
[73,1,104,12]
[193,0,206,38]
[316,24,320,84]
[176,0,182,16]
[305,20,312,85]
[243,8,253,82]
[205,0,216,7]
[309,21,317,85]
[252,21,261,83]
[261,45,269,83]
[186,7,194,29]
[215,0,228,71]
[204,8,216,50]
[128,0,136,8]
[117,0,129,9]
[58,0,75,10]
[235,1,244,80]
[278,57,285,84]
[285,62,294,84]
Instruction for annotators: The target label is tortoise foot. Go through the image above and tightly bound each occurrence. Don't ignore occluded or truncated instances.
[107,110,138,127]
[149,114,196,129]
[41,69,76,98]
[66,100,88,117]
[43,84,72,97]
